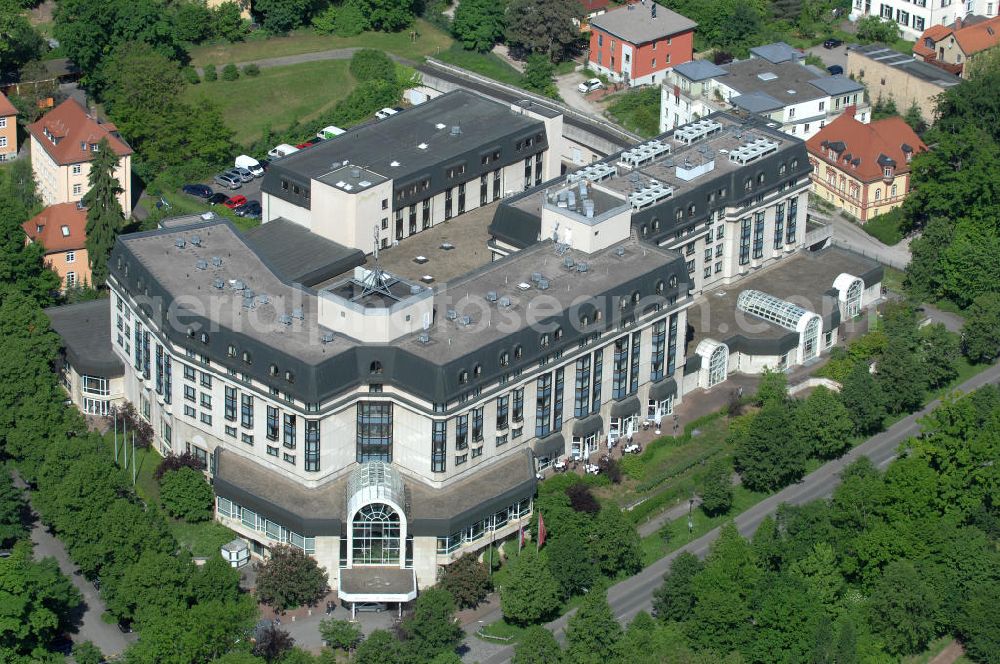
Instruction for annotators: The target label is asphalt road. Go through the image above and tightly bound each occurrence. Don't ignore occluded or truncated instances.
[471,360,1000,664]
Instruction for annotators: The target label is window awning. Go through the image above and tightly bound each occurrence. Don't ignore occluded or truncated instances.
[530,433,565,460]
[572,414,604,436]
[610,395,641,418]
[649,378,677,401]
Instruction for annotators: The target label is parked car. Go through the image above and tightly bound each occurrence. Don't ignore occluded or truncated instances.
[258,158,271,171]
[823,38,843,49]
[295,142,312,149]
[117,620,133,634]
[223,195,247,209]
[227,167,254,183]
[235,200,262,218]
[267,144,299,159]
[182,183,213,198]
[375,107,398,120]
[827,64,844,75]
[578,78,604,93]
[208,192,230,205]
[352,602,387,613]
[214,173,242,190]
[317,125,345,140]
[235,155,265,177]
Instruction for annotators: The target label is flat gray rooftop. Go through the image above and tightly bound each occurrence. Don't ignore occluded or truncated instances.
[244,218,365,287]
[722,58,862,105]
[850,44,962,87]
[394,236,682,363]
[269,89,543,184]
[45,299,124,377]
[686,246,882,353]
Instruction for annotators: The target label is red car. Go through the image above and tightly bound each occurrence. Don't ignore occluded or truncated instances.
[223,195,247,209]
[295,142,311,149]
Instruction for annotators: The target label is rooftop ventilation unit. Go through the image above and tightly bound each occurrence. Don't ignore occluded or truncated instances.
[576,262,589,273]
[757,72,779,81]
[446,309,458,320]
[174,239,186,249]
[563,256,575,268]
[358,180,372,187]
[417,333,431,344]
[498,296,512,308]
[435,123,446,130]
[390,160,400,167]
[729,137,780,165]
[291,308,304,320]
[231,279,245,291]
[211,256,223,267]
[256,294,270,305]
[530,272,543,283]
[321,331,335,344]
[486,291,499,302]
[190,235,202,246]
[517,282,531,291]
[195,259,208,270]
[279,314,292,326]
[241,294,255,310]
[537,278,549,290]
[450,125,461,136]
[243,289,255,300]
[628,181,675,209]
[213,278,225,289]
[459,315,473,326]
[615,247,626,257]
[565,162,617,184]
[350,168,361,179]
[673,118,723,145]
[440,242,455,250]
[619,139,671,169]
[417,143,428,150]
[409,284,423,295]
[676,156,717,182]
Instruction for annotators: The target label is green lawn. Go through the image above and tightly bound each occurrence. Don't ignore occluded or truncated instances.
[189,20,454,67]
[183,60,356,145]
[435,44,525,87]
[171,520,239,558]
[606,87,661,138]
[862,208,904,245]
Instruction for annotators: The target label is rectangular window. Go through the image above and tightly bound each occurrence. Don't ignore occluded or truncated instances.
[574,356,591,418]
[283,414,296,448]
[592,348,603,412]
[472,446,483,458]
[163,355,172,405]
[456,414,469,450]
[667,312,679,376]
[184,405,196,418]
[612,337,629,400]
[739,217,751,265]
[305,420,320,472]
[629,331,641,395]
[225,386,236,421]
[432,420,447,473]
[200,372,211,388]
[774,203,785,249]
[241,394,253,428]
[266,406,279,441]
[752,211,765,259]
[267,446,279,457]
[458,182,466,214]
[512,387,524,422]
[496,395,509,430]
[184,385,196,402]
[283,453,295,465]
[155,344,164,394]
[553,367,565,431]
[651,320,666,381]
[472,406,484,442]
[445,188,453,220]
[200,412,212,425]
[455,453,468,466]
[356,402,392,462]
[535,374,552,438]
[225,425,236,438]
[492,168,501,200]
[200,392,212,409]
[786,197,798,244]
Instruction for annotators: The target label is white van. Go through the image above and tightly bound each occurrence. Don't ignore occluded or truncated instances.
[267,144,300,159]
[317,125,346,140]
[234,155,264,177]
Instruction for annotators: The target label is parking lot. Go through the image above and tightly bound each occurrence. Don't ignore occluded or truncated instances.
[805,42,852,72]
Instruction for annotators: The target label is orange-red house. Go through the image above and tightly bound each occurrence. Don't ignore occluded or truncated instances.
[22,203,92,290]
[587,2,696,87]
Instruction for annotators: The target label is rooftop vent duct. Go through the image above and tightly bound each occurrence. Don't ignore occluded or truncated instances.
[321,331,335,343]
[417,333,431,344]
[278,314,292,326]
[450,125,461,136]
[190,235,202,246]
[616,247,626,257]
[195,259,208,270]
[460,315,473,326]
[350,168,361,179]
[486,291,499,302]
[577,262,589,273]
[409,285,423,295]
[256,294,270,306]
[175,239,186,249]
[211,256,223,267]
[563,256,575,268]
[537,279,550,290]
[498,296,512,308]
[530,272,543,283]
[291,308,304,320]
[213,278,225,289]
[446,309,458,320]
[231,280,245,291]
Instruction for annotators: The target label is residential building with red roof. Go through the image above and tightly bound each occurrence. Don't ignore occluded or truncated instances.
[22,202,92,290]
[806,110,927,222]
[913,14,1000,77]
[28,98,132,213]
[587,2,696,87]
[0,91,18,162]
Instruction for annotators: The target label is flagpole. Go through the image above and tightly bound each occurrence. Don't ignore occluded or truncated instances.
[132,432,136,485]
[123,420,128,470]
[114,415,119,464]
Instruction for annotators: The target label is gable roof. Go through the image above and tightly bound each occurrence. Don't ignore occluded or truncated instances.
[953,15,1000,55]
[22,203,88,253]
[581,0,610,13]
[913,24,954,58]
[0,91,17,117]
[805,112,928,182]
[750,42,803,64]
[27,98,131,166]
[588,2,697,44]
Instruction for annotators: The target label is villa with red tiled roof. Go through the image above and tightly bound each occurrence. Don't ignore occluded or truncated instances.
[22,203,92,290]
[28,98,132,213]
[0,91,18,162]
[806,110,928,222]
[913,14,1000,77]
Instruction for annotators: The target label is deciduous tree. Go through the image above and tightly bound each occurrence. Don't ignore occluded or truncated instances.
[546,522,596,598]
[839,363,885,435]
[438,553,491,609]
[0,470,27,548]
[252,624,294,662]
[588,507,642,576]
[793,386,853,459]
[513,625,562,663]
[319,618,362,652]
[159,467,214,522]
[734,402,808,492]
[353,629,404,664]
[505,0,579,61]
[399,587,463,661]
[564,588,622,664]
[452,0,506,52]
[866,559,940,656]
[0,0,44,72]
[500,548,561,625]
[700,458,733,516]
[962,293,1000,363]
[652,552,702,622]
[855,15,901,42]
[254,545,329,611]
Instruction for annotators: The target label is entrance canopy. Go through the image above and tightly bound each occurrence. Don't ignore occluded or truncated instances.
[338,567,417,603]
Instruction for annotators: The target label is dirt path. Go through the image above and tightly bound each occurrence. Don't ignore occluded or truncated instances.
[928,640,965,664]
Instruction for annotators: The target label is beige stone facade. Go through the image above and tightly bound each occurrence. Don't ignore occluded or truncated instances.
[847,45,962,125]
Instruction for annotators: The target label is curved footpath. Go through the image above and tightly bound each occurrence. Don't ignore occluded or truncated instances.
[468,361,1000,664]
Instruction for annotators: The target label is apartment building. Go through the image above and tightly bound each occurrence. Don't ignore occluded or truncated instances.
[806,111,928,221]
[913,14,1000,76]
[587,2,696,86]
[260,90,563,253]
[27,99,132,213]
[847,43,962,125]
[0,92,17,162]
[22,202,92,290]
[850,0,997,40]
[660,43,869,138]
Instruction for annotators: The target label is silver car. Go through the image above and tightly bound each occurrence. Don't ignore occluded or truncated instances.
[214,173,242,190]
[228,167,255,183]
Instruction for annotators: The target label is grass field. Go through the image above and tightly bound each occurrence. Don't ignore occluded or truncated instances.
[189,20,454,67]
[183,60,356,145]
[435,44,525,87]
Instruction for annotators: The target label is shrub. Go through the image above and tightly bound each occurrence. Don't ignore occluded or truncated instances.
[242,63,261,77]
[331,79,400,127]
[313,1,369,36]
[222,63,240,80]
[349,49,397,85]
[182,66,201,85]
[204,63,218,81]
[154,452,206,481]
[255,545,329,611]
[159,467,214,522]
[566,482,600,514]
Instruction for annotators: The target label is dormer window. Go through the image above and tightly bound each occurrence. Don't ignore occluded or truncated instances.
[514,345,523,359]
[458,370,469,384]
[80,141,87,151]
[227,344,237,357]
[369,361,383,374]
[61,225,70,237]
[473,364,482,378]
[499,351,510,367]
[540,333,550,347]
[883,167,892,177]
[90,143,99,152]
[242,351,252,365]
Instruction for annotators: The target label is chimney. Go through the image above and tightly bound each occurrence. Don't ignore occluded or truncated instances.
[955,16,962,29]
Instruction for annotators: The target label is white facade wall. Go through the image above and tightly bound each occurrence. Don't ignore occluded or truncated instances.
[848,0,996,39]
